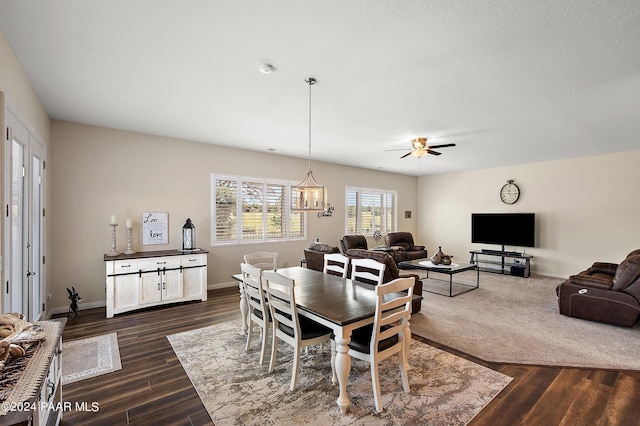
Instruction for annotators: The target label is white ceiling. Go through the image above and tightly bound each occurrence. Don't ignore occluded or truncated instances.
[1,0,639,176]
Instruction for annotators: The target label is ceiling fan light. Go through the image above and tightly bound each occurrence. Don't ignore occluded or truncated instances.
[411,150,427,158]
[411,138,427,150]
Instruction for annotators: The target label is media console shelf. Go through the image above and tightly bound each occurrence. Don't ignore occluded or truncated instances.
[469,250,533,278]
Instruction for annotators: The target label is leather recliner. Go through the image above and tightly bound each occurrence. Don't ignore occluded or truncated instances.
[303,243,341,272]
[384,232,428,262]
[340,234,368,253]
[556,249,640,327]
[345,248,423,313]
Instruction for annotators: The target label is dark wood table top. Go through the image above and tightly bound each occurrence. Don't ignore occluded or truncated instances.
[233,266,421,327]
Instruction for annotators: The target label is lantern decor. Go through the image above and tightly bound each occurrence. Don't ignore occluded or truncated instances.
[292,77,326,212]
[182,218,196,251]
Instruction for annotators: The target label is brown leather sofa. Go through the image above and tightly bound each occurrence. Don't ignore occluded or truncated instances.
[384,232,428,262]
[556,249,640,327]
[340,234,368,253]
[346,248,423,313]
[303,243,340,272]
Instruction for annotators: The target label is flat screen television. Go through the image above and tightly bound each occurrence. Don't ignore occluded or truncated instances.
[471,213,535,248]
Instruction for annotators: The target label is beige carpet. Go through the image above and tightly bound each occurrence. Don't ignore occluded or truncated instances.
[62,332,122,385]
[168,320,512,426]
[410,271,640,370]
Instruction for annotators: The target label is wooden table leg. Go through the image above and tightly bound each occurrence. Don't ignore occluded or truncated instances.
[239,281,248,335]
[334,334,352,414]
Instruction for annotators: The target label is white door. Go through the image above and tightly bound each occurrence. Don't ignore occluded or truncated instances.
[3,99,46,320]
[29,141,45,320]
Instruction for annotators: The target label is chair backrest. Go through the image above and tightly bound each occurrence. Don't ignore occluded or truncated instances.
[244,251,278,270]
[323,253,350,278]
[241,262,268,320]
[350,258,385,285]
[371,277,414,355]
[262,270,300,339]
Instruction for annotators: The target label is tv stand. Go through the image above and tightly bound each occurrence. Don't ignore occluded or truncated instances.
[470,249,533,278]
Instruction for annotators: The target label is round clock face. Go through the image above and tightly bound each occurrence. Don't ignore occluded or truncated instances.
[500,183,520,204]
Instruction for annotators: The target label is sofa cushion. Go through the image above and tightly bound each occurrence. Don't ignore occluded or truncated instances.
[304,243,340,272]
[613,255,640,291]
[568,273,613,290]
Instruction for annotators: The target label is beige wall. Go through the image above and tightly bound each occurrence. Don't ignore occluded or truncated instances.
[417,150,640,278]
[49,120,418,311]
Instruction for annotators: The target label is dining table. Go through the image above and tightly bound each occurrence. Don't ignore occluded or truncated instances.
[232,266,421,414]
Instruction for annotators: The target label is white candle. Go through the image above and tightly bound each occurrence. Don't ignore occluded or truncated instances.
[126,218,132,228]
[110,214,116,225]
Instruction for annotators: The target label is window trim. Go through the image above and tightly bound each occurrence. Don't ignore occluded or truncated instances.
[211,174,307,246]
[345,186,398,236]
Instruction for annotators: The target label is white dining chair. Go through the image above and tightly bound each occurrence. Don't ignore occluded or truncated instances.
[244,251,278,270]
[346,276,415,412]
[323,253,350,278]
[350,258,385,285]
[240,262,271,365]
[262,270,332,391]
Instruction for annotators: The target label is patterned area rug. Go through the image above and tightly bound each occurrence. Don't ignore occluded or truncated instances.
[410,271,640,369]
[62,332,122,385]
[168,320,512,425]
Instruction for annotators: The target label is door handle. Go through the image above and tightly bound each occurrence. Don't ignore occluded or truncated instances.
[27,271,36,277]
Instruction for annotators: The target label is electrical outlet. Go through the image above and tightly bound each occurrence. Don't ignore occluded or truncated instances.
[48,293,53,300]
[281,261,288,268]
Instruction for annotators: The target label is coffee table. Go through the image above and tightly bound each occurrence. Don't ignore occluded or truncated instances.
[398,259,479,297]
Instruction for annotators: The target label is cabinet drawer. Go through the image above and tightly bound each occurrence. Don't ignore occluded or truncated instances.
[182,254,205,267]
[113,260,139,273]
[139,257,181,271]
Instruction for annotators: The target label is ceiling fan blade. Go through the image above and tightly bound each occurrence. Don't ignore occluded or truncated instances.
[427,143,456,149]
[385,148,411,152]
[400,151,413,159]
[426,149,442,156]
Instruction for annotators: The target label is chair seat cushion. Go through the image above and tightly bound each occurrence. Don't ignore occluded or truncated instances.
[277,314,331,339]
[348,324,398,354]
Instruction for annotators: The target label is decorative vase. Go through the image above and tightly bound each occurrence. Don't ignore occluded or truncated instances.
[431,246,444,265]
[442,254,453,265]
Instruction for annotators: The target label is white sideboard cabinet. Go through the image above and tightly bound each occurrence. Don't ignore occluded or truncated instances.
[104,249,208,318]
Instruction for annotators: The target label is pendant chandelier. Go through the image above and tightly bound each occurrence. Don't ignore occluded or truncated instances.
[292,77,326,211]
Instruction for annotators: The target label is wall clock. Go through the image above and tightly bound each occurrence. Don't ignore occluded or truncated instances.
[500,179,520,204]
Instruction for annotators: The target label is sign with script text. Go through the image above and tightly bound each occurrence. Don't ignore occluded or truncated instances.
[142,212,168,245]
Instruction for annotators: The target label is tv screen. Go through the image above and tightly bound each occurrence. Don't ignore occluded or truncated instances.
[471,213,535,248]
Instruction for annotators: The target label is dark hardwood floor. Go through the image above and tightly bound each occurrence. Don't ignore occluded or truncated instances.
[56,287,640,425]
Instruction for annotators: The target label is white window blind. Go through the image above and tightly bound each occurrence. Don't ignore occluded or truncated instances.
[345,187,397,235]
[212,174,306,245]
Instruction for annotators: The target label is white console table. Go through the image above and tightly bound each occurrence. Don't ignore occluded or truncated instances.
[104,249,208,318]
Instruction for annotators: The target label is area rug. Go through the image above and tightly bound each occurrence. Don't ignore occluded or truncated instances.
[168,320,512,425]
[62,332,122,385]
[410,271,640,370]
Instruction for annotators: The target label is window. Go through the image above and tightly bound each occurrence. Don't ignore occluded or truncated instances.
[345,187,397,235]
[212,175,306,245]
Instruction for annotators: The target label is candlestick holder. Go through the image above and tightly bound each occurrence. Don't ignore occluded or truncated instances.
[107,223,120,256]
[124,226,136,255]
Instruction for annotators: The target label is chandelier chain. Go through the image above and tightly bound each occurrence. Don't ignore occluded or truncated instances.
[305,77,316,171]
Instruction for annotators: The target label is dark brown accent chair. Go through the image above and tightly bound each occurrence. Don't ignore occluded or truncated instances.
[340,234,368,253]
[345,249,423,313]
[384,232,428,262]
[303,243,340,272]
[556,249,640,327]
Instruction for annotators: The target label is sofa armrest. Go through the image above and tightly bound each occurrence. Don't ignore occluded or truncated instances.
[399,273,422,313]
[567,274,613,290]
[412,245,426,251]
[589,262,618,275]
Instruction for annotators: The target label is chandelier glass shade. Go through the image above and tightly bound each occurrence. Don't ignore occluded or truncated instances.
[292,77,326,211]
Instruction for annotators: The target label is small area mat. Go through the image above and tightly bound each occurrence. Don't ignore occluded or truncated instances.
[62,332,122,385]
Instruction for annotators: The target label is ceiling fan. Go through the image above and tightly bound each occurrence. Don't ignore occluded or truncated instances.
[389,138,456,159]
